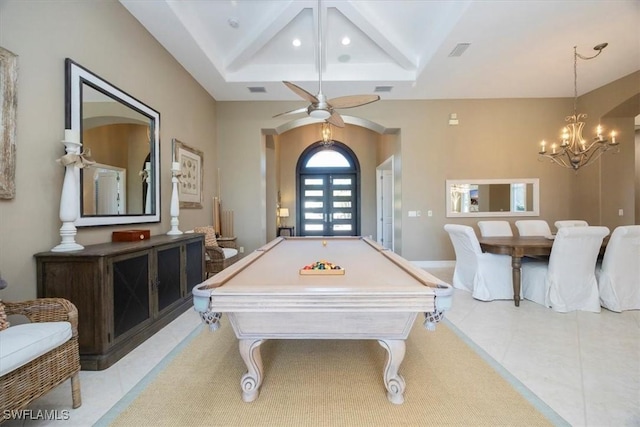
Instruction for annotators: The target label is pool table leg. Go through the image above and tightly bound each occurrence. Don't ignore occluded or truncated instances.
[378,339,407,404]
[239,338,265,402]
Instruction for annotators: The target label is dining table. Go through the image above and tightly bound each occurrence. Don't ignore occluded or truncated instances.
[478,235,609,307]
[478,236,553,307]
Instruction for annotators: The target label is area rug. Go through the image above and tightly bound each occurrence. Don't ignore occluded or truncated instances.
[97,318,566,427]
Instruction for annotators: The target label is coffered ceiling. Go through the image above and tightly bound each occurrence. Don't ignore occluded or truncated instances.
[120,0,639,102]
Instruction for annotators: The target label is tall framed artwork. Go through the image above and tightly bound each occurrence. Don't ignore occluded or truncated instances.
[0,47,18,199]
[173,139,203,208]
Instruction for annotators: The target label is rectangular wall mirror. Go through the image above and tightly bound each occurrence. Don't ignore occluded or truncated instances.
[446,178,539,217]
[66,59,160,226]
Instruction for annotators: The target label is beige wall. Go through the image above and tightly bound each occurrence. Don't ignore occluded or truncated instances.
[0,0,217,300]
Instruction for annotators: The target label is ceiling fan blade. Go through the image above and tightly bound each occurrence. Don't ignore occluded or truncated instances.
[283,81,319,104]
[328,94,380,109]
[327,111,345,128]
[273,107,308,118]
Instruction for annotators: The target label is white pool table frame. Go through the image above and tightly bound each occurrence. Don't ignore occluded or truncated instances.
[193,237,453,404]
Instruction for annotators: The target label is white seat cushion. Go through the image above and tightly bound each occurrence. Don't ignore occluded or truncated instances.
[222,247,238,259]
[0,322,72,376]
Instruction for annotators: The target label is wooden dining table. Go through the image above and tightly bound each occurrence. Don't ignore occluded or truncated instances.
[478,236,553,307]
[478,235,608,307]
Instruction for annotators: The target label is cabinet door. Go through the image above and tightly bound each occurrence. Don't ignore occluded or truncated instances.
[112,253,151,339]
[186,239,204,293]
[156,245,182,312]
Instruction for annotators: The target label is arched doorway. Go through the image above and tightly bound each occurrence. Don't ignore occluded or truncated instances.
[296,142,360,236]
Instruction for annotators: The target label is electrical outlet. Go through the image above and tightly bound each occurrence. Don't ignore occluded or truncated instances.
[618,209,624,216]
[408,211,417,217]
[239,246,245,253]
[427,210,433,217]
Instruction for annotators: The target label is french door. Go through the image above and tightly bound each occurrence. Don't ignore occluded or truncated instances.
[299,173,358,236]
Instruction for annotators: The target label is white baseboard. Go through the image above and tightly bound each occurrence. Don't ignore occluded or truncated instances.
[411,260,456,269]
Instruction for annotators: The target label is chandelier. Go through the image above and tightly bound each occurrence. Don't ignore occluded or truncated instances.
[321,121,333,147]
[538,43,619,171]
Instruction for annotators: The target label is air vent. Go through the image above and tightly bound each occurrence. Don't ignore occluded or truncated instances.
[448,43,471,57]
[248,86,266,93]
[374,86,393,93]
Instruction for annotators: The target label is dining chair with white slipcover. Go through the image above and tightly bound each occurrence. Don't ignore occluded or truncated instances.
[515,220,552,237]
[444,224,515,301]
[554,220,588,231]
[596,225,640,312]
[521,226,609,312]
[477,220,513,237]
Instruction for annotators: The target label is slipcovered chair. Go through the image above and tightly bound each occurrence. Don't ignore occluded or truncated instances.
[521,226,609,312]
[193,226,239,278]
[596,225,640,312]
[554,220,588,231]
[444,224,515,301]
[477,220,513,237]
[515,220,552,236]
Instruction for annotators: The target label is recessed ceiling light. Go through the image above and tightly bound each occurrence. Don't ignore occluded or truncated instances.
[292,38,301,47]
[341,37,351,46]
[228,18,239,29]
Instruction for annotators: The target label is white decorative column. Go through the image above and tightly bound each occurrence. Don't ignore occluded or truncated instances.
[167,161,183,235]
[52,130,84,252]
[144,161,152,214]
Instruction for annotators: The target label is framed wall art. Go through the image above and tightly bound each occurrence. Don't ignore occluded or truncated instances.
[173,139,203,209]
[0,47,18,199]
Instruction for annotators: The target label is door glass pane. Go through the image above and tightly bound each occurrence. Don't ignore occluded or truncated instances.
[333,212,352,219]
[305,190,323,197]
[333,201,351,208]
[333,224,352,231]
[305,212,323,219]
[333,190,351,197]
[305,201,323,208]
[305,224,324,231]
[333,178,351,186]
[305,178,323,185]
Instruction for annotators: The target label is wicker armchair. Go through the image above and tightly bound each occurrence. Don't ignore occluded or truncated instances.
[205,238,240,278]
[1,298,82,418]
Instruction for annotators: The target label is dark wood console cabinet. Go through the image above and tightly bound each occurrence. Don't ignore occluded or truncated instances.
[35,234,204,370]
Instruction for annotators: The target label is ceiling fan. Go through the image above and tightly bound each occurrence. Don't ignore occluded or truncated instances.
[273,0,380,128]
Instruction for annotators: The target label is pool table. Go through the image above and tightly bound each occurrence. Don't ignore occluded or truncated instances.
[192,236,453,404]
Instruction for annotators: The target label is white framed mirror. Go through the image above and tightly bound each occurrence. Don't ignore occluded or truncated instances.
[66,58,160,226]
[446,178,540,218]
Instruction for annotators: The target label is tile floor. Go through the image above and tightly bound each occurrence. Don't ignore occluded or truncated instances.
[4,266,639,426]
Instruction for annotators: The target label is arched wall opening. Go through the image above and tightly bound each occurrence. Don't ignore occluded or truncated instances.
[261,115,402,251]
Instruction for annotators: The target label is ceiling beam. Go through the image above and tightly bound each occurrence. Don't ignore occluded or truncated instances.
[227,1,313,72]
[335,1,416,71]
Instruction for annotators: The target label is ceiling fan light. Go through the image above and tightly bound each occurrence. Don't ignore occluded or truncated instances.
[309,109,331,120]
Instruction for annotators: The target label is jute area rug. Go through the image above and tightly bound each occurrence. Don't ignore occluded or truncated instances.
[101,319,564,427]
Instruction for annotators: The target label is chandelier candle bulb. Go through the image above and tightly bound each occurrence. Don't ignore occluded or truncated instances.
[540,140,546,154]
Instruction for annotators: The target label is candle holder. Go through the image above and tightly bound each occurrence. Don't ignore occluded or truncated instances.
[143,161,152,214]
[167,161,183,235]
[52,130,84,252]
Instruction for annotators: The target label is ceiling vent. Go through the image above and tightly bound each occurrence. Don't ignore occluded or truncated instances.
[248,86,266,93]
[374,86,393,93]
[448,43,471,57]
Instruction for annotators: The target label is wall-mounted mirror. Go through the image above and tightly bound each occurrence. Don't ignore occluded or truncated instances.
[66,59,160,226]
[446,178,539,217]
